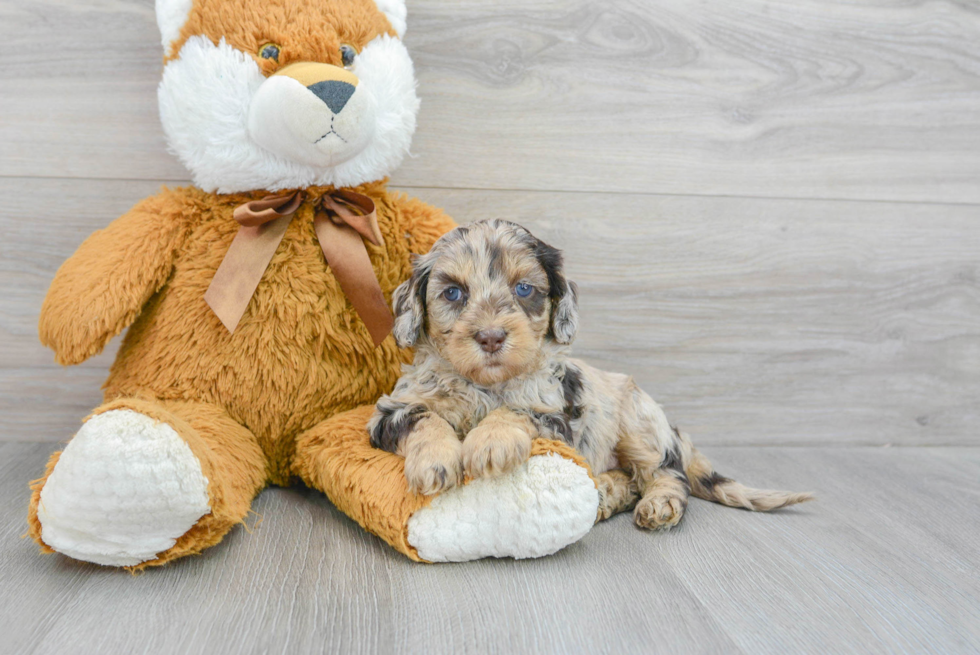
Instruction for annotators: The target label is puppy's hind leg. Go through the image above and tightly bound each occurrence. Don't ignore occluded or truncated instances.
[616,380,692,530]
[632,467,690,531]
[596,469,639,522]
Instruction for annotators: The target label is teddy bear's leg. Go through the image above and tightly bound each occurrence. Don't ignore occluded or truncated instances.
[27,397,267,569]
[293,405,600,562]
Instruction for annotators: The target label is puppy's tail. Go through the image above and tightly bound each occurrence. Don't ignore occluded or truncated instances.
[683,444,814,512]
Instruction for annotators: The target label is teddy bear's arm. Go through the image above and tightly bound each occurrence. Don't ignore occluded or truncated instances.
[39,192,188,365]
[392,194,458,256]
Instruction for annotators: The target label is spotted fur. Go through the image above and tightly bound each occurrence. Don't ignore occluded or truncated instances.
[368,400,428,452]
[373,220,814,525]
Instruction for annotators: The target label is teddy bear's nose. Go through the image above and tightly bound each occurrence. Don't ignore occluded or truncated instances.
[307,80,356,114]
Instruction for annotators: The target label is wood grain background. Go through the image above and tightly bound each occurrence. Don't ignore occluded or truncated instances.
[1,0,978,448]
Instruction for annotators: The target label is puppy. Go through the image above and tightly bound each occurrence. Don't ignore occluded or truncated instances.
[369,219,813,529]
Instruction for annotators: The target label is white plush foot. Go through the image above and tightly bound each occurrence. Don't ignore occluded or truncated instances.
[36,409,211,567]
[406,452,599,562]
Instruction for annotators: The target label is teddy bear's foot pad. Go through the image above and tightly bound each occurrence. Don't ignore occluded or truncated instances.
[407,452,599,562]
[36,409,211,567]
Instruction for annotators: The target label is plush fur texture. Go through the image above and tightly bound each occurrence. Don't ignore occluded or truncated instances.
[372,220,815,530]
[373,0,407,37]
[29,183,456,567]
[156,0,194,56]
[35,408,211,566]
[407,450,598,562]
[159,0,418,192]
[294,405,597,562]
[29,0,599,568]
[29,396,269,566]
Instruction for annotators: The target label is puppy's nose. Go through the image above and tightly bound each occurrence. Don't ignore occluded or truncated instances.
[475,329,507,353]
[307,80,356,114]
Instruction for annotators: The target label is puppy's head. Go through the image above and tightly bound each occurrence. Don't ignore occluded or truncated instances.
[392,220,578,385]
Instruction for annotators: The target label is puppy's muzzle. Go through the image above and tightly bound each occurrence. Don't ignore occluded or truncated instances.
[475,328,507,353]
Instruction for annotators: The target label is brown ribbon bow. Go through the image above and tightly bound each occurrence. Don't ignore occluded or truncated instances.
[204,189,394,346]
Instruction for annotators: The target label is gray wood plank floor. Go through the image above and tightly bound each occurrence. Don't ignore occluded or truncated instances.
[2,442,978,655]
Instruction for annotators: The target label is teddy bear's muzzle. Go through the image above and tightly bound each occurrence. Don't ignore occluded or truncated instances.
[247,61,377,168]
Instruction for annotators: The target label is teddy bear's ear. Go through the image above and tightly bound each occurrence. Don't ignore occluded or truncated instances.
[374,0,407,38]
[156,0,193,56]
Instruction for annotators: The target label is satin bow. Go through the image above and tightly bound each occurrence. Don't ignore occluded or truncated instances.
[204,189,394,346]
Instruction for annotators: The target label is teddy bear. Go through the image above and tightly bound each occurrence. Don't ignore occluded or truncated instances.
[26,0,600,569]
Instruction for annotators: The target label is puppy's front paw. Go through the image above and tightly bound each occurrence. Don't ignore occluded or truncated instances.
[404,435,463,496]
[462,422,532,479]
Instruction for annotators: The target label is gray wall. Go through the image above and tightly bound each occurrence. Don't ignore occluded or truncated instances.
[2,0,978,445]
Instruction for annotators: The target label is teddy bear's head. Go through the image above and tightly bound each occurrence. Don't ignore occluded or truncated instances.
[156,0,416,193]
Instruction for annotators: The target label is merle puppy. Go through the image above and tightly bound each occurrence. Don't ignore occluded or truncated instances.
[369,219,812,529]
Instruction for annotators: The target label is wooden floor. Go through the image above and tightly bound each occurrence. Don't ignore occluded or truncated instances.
[3,442,979,654]
[1,0,979,653]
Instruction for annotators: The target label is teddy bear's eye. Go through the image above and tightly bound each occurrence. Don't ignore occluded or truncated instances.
[258,43,281,61]
[340,44,358,68]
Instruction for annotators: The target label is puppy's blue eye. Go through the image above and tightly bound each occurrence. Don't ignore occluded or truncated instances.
[443,286,462,302]
[515,282,533,297]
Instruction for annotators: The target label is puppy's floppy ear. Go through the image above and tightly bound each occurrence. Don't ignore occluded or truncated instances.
[391,252,435,348]
[529,237,579,344]
[551,279,579,344]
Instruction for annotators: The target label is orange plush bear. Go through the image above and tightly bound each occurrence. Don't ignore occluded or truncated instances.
[27,0,599,569]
